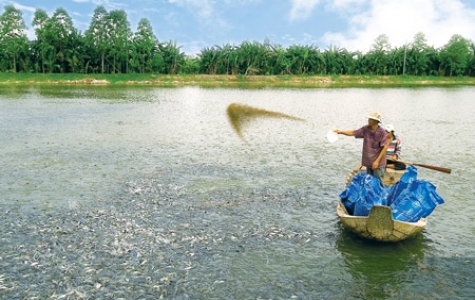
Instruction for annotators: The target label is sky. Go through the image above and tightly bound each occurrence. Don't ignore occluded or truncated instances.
[2,0,475,55]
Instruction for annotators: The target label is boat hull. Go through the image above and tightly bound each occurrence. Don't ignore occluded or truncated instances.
[337,165,428,242]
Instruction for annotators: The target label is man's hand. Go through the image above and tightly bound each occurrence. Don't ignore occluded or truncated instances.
[372,161,379,169]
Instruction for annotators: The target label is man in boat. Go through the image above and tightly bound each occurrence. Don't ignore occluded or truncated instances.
[384,124,405,170]
[334,112,388,183]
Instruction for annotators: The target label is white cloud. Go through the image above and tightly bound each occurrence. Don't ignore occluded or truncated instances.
[10,2,36,13]
[165,11,180,27]
[70,0,125,11]
[168,0,214,19]
[281,34,296,43]
[322,0,475,52]
[167,0,232,35]
[289,0,322,21]
[331,0,365,7]
[328,0,366,10]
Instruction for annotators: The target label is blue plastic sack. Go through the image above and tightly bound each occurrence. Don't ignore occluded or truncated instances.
[340,166,444,221]
[386,165,418,206]
[339,172,388,216]
[390,179,445,222]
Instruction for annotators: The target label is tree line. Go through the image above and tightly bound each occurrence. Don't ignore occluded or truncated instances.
[1,5,474,76]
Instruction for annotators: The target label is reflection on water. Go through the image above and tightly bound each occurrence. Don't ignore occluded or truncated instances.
[1,85,475,298]
[336,228,428,298]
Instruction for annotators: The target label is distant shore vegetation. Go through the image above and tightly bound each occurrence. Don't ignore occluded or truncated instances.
[0,5,474,79]
[1,74,474,88]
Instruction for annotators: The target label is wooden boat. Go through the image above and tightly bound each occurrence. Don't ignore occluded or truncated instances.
[337,164,427,242]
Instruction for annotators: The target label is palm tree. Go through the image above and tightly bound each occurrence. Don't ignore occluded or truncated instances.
[269,44,291,75]
[215,43,237,75]
[324,46,345,75]
[64,29,84,73]
[160,40,184,74]
[352,51,367,75]
[181,55,200,74]
[425,46,441,76]
[287,45,312,74]
[236,41,270,75]
[198,46,219,74]
[387,47,405,75]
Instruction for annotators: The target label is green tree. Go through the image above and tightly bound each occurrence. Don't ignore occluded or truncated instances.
[269,44,291,75]
[304,45,325,75]
[323,46,358,75]
[353,51,367,75]
[236,40,270,75]
[224,44,240,75]
[199,46,219,74]
[405,32,430,75]
[65,29,84,73]
[366,34,392,75]
[181,55,200,74]
[44,8,77,73]
[425,46,441,76]
[215,43,236,75]
[339,49,358,75]
[108,9,132,73]
[287,45,312,74]
[149,44,165,73]
[387,47,405,75]
[371,34,391,52]
[323,46,345,75]
[439,34,470,76]
[133,18,159,73]
[32,9,52,73]
[0,5,28,72]
[467,42,475,76]
[1,4,475,78]
[160,41,184,74]
[84,6,110,74]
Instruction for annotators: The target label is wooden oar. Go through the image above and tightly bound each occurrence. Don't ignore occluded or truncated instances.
[399,160,451,174]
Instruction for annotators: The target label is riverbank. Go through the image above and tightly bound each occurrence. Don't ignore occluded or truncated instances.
[1,73,475,88]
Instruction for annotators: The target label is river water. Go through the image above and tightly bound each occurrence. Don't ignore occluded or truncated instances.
[0,85,473,299]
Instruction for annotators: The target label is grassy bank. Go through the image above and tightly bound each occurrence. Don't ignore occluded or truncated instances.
[1,73,475,88]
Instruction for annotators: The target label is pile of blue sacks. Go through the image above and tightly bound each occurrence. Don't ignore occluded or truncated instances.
[339,165,444,222]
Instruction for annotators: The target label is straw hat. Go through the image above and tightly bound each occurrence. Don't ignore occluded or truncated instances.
[367,111,382,123]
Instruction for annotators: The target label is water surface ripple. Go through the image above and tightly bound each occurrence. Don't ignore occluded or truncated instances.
[0,85,473,299]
